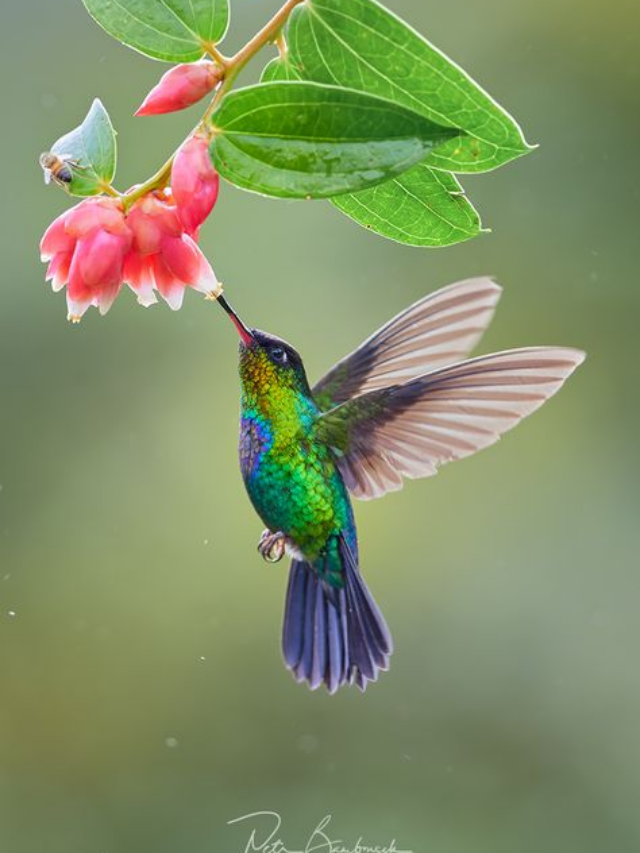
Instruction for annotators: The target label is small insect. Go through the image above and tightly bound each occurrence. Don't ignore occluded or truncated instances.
[39,152,81,187]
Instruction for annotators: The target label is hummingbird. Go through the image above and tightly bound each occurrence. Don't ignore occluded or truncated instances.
[217,278,585,694]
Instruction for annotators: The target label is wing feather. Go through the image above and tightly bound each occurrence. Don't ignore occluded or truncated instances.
[312,278,502,410]
[317,348,585,500]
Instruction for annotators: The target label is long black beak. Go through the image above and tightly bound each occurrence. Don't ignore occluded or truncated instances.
[217,294,254,345]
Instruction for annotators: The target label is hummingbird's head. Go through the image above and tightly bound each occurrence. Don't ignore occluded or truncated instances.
[217,295,312,399]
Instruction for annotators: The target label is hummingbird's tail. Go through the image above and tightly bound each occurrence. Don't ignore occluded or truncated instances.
[281,536,393,693]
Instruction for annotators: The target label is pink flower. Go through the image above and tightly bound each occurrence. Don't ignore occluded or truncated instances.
[40,192,221,320]
[135,61,221,116]
[172,135,220,233]
[40,197,131,321]
[125,191,220,311]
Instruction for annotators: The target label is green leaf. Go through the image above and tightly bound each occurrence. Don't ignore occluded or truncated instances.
[260,56,303,83]
[82,0,229,62]
[332,165,482,247]
[210,81,459,199]
[288,0,533,173]
[48,98,117,197]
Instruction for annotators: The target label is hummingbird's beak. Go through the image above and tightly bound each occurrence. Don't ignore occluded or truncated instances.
[217,294,254,345]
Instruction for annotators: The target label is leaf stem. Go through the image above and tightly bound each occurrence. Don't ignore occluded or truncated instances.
[121,0,306,210]
[204,43,229,68]
[275,34,289,60]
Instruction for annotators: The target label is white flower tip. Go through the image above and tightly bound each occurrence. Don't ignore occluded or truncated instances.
[137,292,158,308]
[160,289,185,311]
[193,268,220,298]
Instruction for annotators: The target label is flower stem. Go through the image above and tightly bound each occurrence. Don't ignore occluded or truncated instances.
[100,182,123,199]
[121,0,306,211]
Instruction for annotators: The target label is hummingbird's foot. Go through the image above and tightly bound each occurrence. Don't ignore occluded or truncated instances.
[257,529,287,563]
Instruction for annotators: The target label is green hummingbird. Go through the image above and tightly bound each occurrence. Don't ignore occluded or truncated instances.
[217,278,584,693]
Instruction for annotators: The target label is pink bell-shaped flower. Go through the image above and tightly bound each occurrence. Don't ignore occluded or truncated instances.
[135,61,221,116]
[171,134,220,233]
[125,191,220,311]
[40,197,132,321]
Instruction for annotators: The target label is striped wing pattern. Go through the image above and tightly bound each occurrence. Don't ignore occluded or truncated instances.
[312,277,502,410]
[318,348,586,500]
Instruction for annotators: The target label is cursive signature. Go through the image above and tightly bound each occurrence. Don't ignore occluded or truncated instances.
[227,811,413,853]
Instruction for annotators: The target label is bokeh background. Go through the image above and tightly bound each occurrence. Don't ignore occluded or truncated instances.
[1,1,639,851]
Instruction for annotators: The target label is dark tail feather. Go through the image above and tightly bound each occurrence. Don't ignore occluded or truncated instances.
[281,537,392,693]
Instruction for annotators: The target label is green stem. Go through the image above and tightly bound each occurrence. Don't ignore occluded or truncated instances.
[121,0,305,211]
[225,0,303,81]
[100,182,123,199]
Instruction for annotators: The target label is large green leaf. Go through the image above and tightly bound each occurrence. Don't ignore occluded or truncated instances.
[258,58,478,245]
[209,82,459,199]
[288,0,533,173]
[48,98,117,197]
[82,0,229,62]
[332,165,482,247]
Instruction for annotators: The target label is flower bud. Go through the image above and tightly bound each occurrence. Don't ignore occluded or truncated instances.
[172,135,220,233]
[135,61,221,116]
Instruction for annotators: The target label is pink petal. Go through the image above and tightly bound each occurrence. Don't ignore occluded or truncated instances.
[66,251,94,321]
[96,281,123,316]
[128,194,182,255]
[40,211,75,261]
[123,251,157,307]
[128,205,164,256]
[153,256,186,311]
[75,230,127,288]
[67,246,93,301]
[161,235,200,284]
[183,235,220,297]
[65,197,127,238]
[46,252,72,292]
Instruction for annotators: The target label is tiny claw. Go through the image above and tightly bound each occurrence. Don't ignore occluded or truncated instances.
[257,529,286,563]
[265,545,284,563]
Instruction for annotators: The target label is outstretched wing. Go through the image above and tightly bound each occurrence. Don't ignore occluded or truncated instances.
[316,348,585,500]
[312,278,502,411]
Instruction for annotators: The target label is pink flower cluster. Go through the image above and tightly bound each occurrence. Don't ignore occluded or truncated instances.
[40,135,221,321]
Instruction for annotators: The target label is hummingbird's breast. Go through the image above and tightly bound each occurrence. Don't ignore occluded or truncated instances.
[238,404,353,562]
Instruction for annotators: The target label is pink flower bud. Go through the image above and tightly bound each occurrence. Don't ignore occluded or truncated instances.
[172,135,220,233]
[135,61,221,117]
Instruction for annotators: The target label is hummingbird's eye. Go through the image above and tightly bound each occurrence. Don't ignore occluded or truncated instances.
[269,346,287,364]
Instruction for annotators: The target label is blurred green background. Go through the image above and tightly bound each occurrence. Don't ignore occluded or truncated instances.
[1,1,639,851]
